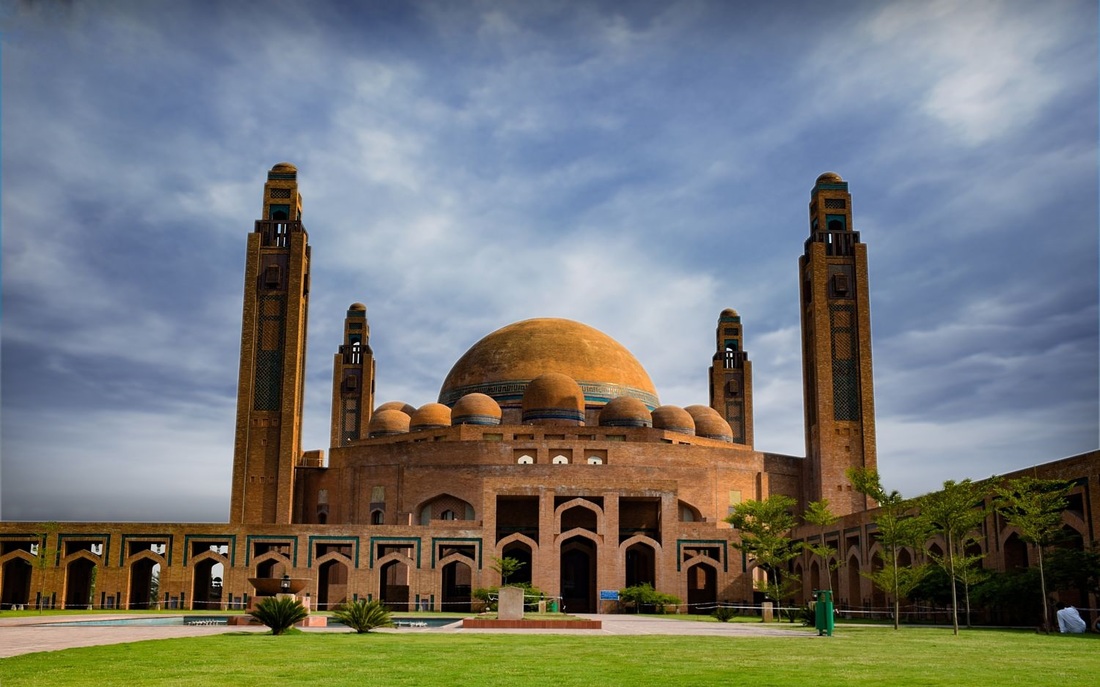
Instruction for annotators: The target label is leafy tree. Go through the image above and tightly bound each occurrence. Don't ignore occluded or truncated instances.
[725,495,801,615]
[1045,546,1100,602]
[249,596,308,635]
[848,467,929,630]
[802,500,841,595]
[333,599,393,633]
[918,479,988,635]
[491,556,525,586]
[994,477,1073,631]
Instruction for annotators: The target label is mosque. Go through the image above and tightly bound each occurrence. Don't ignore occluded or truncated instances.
[0,164,1095,617]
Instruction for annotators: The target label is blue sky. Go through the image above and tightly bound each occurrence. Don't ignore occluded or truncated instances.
[2,0,1096,522]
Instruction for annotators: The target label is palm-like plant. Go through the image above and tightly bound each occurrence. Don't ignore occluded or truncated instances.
[333,599,394,633]
[249,596,309,635]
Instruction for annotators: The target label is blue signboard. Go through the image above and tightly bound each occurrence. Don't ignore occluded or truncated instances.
[599,589,619,601]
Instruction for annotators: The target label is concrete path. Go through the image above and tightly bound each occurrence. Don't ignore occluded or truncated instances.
[0,613,812,658]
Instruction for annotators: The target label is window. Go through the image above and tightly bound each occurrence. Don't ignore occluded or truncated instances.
[586,456,603,465]
[517,455,534,465]
[552,455,569,465]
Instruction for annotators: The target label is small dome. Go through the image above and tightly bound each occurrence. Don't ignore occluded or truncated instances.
[410,403,452,430]
[652,405,695,436]
[684,405,733,442]
[348,302,366,312]
[816,171,843,183]
[720,308,739,319]
[599,396,653,428]
[522,373,585,425]
[368,408,410,437]
[452,393,503,425]
[271,162,298,172]
[376,401,416,415]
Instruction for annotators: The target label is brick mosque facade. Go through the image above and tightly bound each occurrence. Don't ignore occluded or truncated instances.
[1,165,1096,617]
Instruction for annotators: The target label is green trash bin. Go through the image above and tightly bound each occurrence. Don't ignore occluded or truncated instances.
[549,600,559,613]
[814,590,834,636]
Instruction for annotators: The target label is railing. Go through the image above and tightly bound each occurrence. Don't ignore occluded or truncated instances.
[255,220,305,248]
[805,229,860,257]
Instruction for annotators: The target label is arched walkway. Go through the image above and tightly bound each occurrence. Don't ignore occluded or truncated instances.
[127,555,163,610]
[317,554,351,610]
[685,560,717,612]
[440,557,473,612]
[64,556,97,609]
[190,552,228,611]
[560,535,597,613]
[378,555,412,612]
[1,555,33,609]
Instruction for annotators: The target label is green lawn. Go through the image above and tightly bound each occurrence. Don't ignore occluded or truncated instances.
[1,626,1097,686]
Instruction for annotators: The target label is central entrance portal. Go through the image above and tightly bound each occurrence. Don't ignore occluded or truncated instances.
[559,536,596,613]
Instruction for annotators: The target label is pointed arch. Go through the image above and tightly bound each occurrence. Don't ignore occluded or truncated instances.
[190,550,230,611]
[417,493,476,525]
[252,551,292,580]
[62,551,98,610]
[315,551,353,611]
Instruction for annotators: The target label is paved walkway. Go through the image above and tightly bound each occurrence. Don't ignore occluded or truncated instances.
[0,614,813,658]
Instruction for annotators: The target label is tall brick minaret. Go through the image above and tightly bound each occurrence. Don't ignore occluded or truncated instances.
[708,308,753,447]
[229,163,311,524]
[799,172,877,515]
[330,303,376,447]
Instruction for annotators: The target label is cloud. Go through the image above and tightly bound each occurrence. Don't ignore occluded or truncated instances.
[2,0,1096,521]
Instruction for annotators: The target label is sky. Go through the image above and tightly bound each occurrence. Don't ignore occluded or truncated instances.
[1,0,1096,523]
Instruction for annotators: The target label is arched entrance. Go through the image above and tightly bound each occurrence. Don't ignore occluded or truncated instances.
[624,542,656,588]
[686,561,717,611]
[64,557,96,609]
[190,555,226,611]
[501,542,533,586]
[1,557,32,609]
[560,536,596,613]
[846,556,861,610]
[379,559,410,612]
[128,557,160,609]
[317,558,350,610]
[441,560,472,612]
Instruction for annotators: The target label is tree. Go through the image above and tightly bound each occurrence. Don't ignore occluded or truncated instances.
[726,495,801,616]
[491,556,525,586]
[993,477,1072,632]
[848,467,929,630]
[918,479,988,635]
[802,500,841,595]
[333,599,393,633]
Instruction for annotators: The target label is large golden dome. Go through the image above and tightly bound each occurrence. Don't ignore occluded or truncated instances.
[438,318,659,409]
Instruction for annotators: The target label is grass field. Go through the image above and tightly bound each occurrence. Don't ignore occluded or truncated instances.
[1,625,1097,686]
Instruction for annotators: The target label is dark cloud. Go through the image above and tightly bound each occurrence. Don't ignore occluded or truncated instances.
[2,0,1096,520]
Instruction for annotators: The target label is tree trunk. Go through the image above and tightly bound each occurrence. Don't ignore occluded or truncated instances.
[1037,545,1050,632]
[947,532,959,635]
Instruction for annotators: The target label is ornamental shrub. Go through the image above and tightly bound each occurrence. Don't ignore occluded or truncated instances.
[333,599,393,633]
[249,596,308,635]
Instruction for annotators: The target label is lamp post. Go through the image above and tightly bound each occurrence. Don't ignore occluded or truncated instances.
[280,573,291,595]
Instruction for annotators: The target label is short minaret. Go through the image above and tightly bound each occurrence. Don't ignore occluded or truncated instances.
[708,309,754,447]
[330,303,376,447]
[229,163,311,525]
[799,172,877,515]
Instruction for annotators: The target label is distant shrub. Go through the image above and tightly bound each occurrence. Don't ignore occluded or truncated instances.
[619,584,682,614]
[713,605,737,622]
